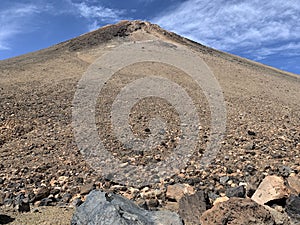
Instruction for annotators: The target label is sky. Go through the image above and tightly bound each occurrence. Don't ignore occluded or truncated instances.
[0,0,299,74]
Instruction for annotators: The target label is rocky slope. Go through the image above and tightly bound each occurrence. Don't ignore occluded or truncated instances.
[0,20,300,224]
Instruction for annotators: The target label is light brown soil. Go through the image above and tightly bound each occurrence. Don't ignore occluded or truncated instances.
[0,206,74,225]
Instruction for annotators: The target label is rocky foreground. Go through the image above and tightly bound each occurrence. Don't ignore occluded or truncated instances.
[71,174,300,225]
[0,21,300,224]
[1,174,300,224]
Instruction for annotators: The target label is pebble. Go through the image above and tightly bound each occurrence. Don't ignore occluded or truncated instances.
[226,185,246,198]
[34,187,50,201]
[147,198,159,208]
[219,176,229,184]
[38,198,53,206]
[166,184,195,202]
[213,196,229,205]
[80,183,95,195]
[72,198,83,207]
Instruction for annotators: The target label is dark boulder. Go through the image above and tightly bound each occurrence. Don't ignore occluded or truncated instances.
[71,190,183,225]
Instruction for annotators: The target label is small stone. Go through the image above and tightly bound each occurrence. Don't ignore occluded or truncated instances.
[279,166,292,177]
[247,130,256,136]
[0,191,4,206]
[274,205,284,212]
[111,185,126,192]
[0,178,4,184]
[60,193,72,204]
[58,176,68,184]
[213,196,229,205]
[136,199,148,210]
[208,192,219,204]
[38,198,53,206]
[32,208,40,213]
[147,198,159,208]
[128,187,139,195]
[166,183,195,202]
[14,193,30,213]
[227,180,233,185]
[219,176,229,184]
[244,164,256,174]
[245,141,256,150]
[49,178,57,187]
[178,173,185,178]
[72,198,83,207]
[287,176,300,194]
[75,177,84,184]
[34,201,41,207]
[251,175,289,205]
[34,187,50,202]
[18,202,30,213]
[50,188,60,196]
[226,185,246,198]
[80,183,95,195]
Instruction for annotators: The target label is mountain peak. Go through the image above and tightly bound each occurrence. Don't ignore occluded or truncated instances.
[62,20,169,51]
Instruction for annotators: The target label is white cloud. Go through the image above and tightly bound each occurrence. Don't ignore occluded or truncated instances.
[0,4,40,50]
[152,0,300,59]
[74,3,124,20]
[255,42,300,59]
[67,1,126,31]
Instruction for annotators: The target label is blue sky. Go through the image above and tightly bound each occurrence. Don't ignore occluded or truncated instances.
[1,0,299,74]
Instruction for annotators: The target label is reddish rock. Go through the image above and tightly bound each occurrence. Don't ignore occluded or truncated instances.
[200,198,275,225]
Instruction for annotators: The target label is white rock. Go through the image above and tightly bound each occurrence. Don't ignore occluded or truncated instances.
[251,175,289,205]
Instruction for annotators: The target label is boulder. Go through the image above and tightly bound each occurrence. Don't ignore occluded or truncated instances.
[71,190,183,225]
[200,198,275,225]
[178,191,207,225]
[251,176,289,205]
[286,195,300,220]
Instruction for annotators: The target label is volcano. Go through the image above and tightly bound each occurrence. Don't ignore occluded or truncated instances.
[0,21,299,224]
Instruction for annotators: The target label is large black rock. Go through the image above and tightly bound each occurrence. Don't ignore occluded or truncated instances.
[286,195,300,220]
[71,190,183,225]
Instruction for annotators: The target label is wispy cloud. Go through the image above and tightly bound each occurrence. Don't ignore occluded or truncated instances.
[0,4,42,50]
[152,0,300,60]
[67,0,127,31]
[253,42,300,60]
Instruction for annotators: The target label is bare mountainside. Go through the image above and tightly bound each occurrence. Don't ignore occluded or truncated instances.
[0,21,300,224]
